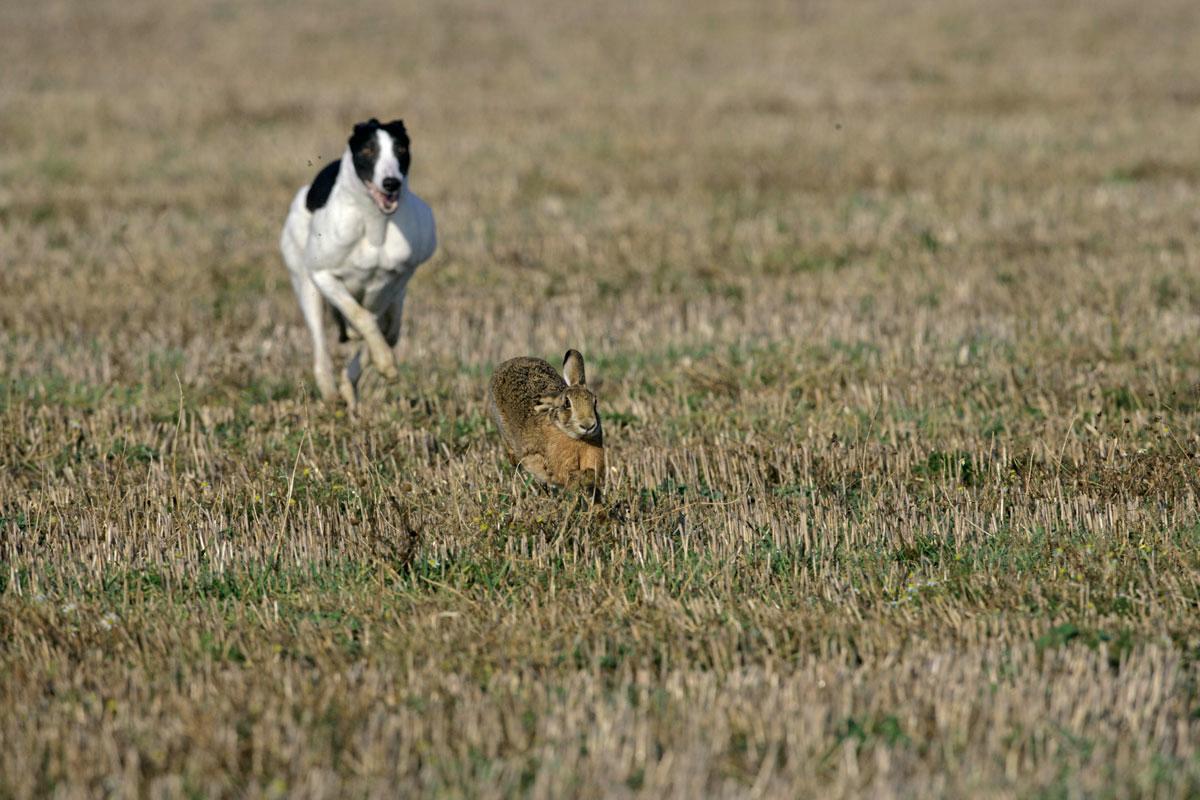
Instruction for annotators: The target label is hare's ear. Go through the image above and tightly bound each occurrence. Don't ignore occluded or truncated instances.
[534,395,561,414]
[563,349,586,386]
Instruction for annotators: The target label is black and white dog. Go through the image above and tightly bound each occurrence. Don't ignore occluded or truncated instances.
[280,118,436,407]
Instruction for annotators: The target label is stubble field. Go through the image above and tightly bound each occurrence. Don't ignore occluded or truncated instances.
[2,0,1200,796]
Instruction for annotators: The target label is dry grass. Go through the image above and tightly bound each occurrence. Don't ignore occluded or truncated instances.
[2,0,1200,796]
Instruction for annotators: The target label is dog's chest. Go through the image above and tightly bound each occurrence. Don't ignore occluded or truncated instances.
[347,227,413,271]
[332,231,416,301]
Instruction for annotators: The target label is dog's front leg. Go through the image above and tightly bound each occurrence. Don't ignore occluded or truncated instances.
[291,272,338,400]
[309,271,398,380]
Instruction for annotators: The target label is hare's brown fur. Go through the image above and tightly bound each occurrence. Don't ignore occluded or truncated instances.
[489,353,605,495]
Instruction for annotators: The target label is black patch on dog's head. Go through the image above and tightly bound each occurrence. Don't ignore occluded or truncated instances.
[382,118,411,175]
[305,160,340,212]
[348,117,412,185]
[349,118,382,183]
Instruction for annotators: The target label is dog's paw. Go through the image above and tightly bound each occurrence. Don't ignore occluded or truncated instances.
[338,374,359,410]
[315,371,339,402]
[375,354,399,380]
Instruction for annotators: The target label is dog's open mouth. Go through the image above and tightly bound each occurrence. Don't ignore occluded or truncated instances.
[365,181,400,214]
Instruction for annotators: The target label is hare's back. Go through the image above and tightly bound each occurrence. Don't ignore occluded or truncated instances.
[490,357,564,403]
[490,358,564,447]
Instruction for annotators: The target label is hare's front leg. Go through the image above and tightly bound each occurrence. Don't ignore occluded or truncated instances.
[567,469,603,501]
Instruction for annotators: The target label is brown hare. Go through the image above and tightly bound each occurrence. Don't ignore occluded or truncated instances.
[488,349,605,498]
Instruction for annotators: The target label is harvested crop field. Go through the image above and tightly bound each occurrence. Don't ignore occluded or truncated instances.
[2,0,1200,796]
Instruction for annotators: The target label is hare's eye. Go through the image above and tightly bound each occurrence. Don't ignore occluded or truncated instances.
[564,397,572,410]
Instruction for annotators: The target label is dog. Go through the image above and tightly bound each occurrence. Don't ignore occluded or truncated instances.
[280,117,436,407]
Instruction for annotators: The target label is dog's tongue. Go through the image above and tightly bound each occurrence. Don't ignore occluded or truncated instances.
[367,182,399,213]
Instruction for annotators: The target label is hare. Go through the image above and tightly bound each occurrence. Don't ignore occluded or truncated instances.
[489,349,605,498]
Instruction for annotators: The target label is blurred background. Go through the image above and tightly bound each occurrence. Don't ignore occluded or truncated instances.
[2,0,1197,388]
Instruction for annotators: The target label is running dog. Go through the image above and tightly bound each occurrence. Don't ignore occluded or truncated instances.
[280,118,436,407]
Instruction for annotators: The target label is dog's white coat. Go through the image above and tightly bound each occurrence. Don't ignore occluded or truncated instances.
[279,129,436,406]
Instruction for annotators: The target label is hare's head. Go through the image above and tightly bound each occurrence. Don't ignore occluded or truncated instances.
[535,349,601,441]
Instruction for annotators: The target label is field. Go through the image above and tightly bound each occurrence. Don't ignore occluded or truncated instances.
[2,0,1200,796]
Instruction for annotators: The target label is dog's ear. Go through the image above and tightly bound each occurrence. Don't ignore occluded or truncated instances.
[349,119,380,149]
[383,119,409,145]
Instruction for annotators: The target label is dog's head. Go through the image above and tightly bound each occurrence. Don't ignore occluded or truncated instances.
[348,118,411,214]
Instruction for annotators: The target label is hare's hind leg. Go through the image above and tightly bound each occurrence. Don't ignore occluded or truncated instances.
[518,454,552,484]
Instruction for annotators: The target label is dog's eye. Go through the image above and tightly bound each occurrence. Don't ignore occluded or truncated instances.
[362,142,378,156]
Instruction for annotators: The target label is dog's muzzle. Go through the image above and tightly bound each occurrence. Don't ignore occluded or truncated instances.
[366,178,401,214]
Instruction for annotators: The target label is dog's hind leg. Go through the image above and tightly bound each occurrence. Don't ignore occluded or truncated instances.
[382,290,405,348]
[292,272,338,401]
[339,346,370,410]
